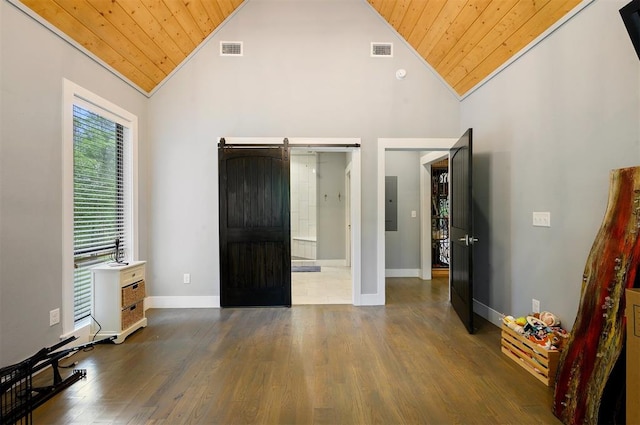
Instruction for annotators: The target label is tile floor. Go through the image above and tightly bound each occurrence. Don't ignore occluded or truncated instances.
[291,264,352,305]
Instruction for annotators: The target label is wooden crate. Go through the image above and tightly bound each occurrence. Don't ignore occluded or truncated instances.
[501,324,561,386]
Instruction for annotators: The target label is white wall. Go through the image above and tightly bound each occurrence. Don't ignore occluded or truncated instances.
[317,152,346,260]
[147,0,460,301]
[0,1,149,364]
[461,0,640,328]
[385,151,421,272]
[291,153,317,259]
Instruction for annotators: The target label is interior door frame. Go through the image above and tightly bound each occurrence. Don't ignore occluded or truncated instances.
[214,137,362,306]
[419,151,450,280]
[345,164,352,268]
[375,138,457,305]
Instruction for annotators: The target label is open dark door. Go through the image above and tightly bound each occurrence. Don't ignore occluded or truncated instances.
[449,129,475,333]
[219,142,291,307]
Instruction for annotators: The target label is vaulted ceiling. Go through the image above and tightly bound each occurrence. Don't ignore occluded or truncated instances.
[18,0,583,96]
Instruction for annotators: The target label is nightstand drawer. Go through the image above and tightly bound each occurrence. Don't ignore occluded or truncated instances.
[122,280,145,308]
[121,265,145,287]
[121,301,144,330]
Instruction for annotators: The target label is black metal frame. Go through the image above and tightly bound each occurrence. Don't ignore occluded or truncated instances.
[0,335,114,424]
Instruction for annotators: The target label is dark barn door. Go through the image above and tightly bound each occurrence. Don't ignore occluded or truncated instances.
[449,129,476,333]
[219,145,291,307]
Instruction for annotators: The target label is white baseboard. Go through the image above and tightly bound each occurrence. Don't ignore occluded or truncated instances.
[358,293,384,306]
[316,259,347,267]
[473,299,503,328]
[145,296,220,309]
[60,322,92,345]
[385,268,420,277]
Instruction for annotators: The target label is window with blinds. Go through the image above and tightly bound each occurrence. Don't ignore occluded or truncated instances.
[72,105,126,322]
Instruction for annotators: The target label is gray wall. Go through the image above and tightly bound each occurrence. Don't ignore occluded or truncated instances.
[317,152,346,260]
[385,151,421,270]
[4,0,630,366]
[147,0,460,298]
[461,0,640,328]
[0,1,148,364]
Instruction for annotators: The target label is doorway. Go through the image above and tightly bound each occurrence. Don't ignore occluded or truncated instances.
[215,138,361,307]
[375,138,458,305]
[291,149,354,305]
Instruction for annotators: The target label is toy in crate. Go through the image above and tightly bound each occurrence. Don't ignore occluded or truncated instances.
[501,311,569,386]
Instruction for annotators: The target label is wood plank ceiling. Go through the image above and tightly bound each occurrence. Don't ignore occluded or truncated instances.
[368,0,583,95]
[19,0,582,96]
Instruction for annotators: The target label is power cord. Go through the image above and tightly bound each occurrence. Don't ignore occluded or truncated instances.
[83,314,103,352]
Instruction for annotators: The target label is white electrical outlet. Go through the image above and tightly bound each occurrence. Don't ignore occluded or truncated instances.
[532,211,551,227]
[183,273,191,284]
[532,299,540,314]
[49,308,60,326]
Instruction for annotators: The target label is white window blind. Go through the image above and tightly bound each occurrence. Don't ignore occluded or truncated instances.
[72,105,126,322]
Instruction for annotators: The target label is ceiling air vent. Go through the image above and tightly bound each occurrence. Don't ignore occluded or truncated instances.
[220,41,243,56]
[371,42,393,57]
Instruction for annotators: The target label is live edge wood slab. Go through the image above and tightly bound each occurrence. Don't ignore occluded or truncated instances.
[553,167,640,425]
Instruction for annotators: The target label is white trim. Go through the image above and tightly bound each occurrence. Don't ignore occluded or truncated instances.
[420,151,448,165]
[377,138,457,306]
[215,138,362,306]
[315,259,347,267]
[62,78,139,336]
[59,322,92,345]
[146,296,220,309]
[419,151,450,280]
[473,299,503,328]
[345,163,352,268]
[385,269,420,277]
[359,293,385,306]
[419,161,432,280]
[350,149,362,306]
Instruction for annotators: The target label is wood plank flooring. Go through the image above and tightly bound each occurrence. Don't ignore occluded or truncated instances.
[33,278,561,424]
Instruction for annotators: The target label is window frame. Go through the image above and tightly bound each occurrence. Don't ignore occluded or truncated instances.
[62,79,139,337]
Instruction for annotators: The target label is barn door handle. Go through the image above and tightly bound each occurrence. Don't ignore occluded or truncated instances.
[458,235,479,246]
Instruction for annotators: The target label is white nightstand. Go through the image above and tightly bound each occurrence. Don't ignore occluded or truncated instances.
[91,261,147,343]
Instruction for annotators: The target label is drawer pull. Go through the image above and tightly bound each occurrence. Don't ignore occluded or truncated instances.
[129,305,136,311]
[132,283,138,290]
[132,273,136,277]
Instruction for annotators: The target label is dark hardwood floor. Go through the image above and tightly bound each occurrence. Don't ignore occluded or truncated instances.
[33,277,561,424]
